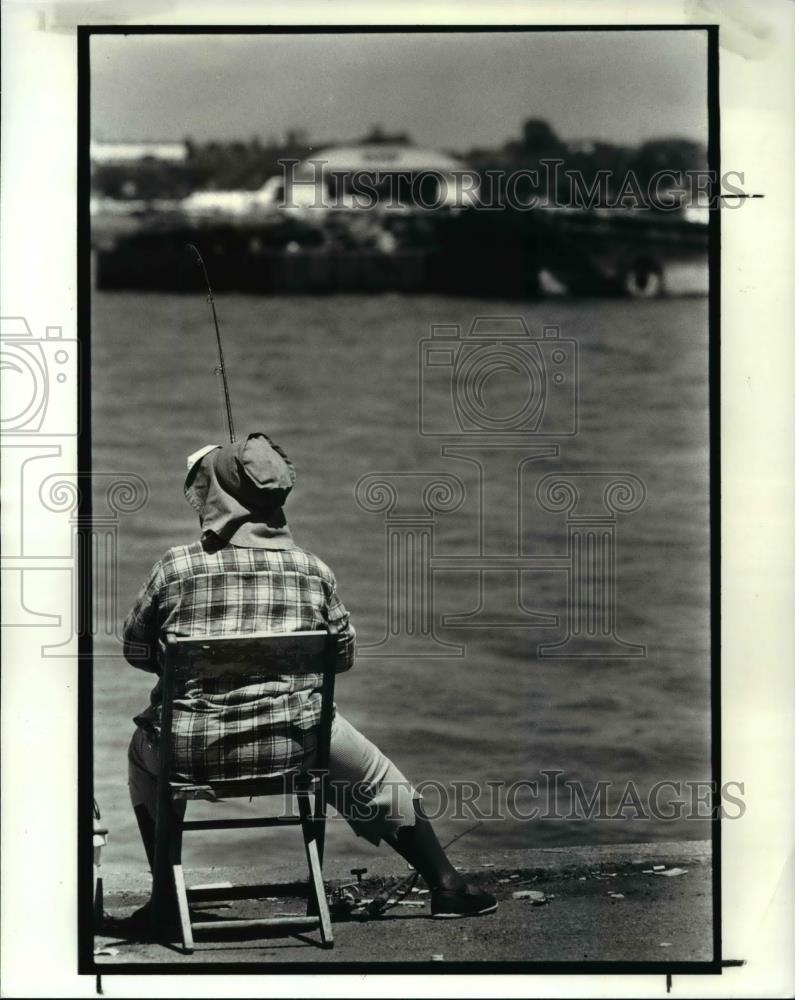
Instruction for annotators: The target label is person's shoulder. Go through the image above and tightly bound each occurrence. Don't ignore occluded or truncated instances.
[157,541,208,581]
[281,545,337,584]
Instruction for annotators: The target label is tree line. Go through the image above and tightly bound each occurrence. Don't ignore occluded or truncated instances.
[92,119,707,203]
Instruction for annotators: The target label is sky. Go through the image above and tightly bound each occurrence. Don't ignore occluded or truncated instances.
[91,30,708,152]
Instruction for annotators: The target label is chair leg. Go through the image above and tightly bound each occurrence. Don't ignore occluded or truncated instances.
[172,863,194,953]
[297,784,318,918]
[151,801,187,942]
[150,804,172,939]
[313,774,328,866]
[297,787,333,948]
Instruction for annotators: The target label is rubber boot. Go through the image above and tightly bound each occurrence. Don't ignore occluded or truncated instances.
[385,802,498,917]
[386,801,466,891]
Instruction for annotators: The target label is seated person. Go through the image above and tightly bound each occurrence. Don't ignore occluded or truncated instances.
[121,432,496,925]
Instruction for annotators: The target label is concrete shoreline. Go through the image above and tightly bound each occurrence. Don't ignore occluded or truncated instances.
[95,840,713,965]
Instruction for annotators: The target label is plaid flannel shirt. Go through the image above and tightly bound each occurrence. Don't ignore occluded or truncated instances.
[123,541,355,783]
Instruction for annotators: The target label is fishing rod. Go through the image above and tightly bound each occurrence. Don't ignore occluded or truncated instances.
[187,243,236,444]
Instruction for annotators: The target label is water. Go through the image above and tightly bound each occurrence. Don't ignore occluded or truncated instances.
[92,288,710,872]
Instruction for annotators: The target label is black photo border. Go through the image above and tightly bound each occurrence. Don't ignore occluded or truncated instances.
[77,22,723,979]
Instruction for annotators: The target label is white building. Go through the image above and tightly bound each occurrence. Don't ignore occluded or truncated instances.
[90,140,189,165]
[180,189,262,218]
[181,177,320,219]
[280,143,480,211]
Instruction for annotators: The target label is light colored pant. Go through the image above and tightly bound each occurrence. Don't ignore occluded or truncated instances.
[128,712,418,845]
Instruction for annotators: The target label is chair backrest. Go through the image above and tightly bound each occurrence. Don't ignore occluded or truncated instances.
[167,629,335,680]
[157,628,338,790]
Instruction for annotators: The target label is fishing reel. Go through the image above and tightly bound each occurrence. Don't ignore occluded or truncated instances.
[329,867,368,916]
[328,866,419,919]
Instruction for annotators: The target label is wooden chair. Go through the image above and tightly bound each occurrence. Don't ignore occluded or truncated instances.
[150,628,338,953]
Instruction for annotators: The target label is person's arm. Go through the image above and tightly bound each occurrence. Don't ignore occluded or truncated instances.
[122,559,166,672]
[326,577,356,673]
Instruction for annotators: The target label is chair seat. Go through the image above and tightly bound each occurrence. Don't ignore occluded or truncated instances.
[170,770,311,802]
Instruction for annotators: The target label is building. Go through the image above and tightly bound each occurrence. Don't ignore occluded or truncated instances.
[283,143,480,211]
[90,140,189,165]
